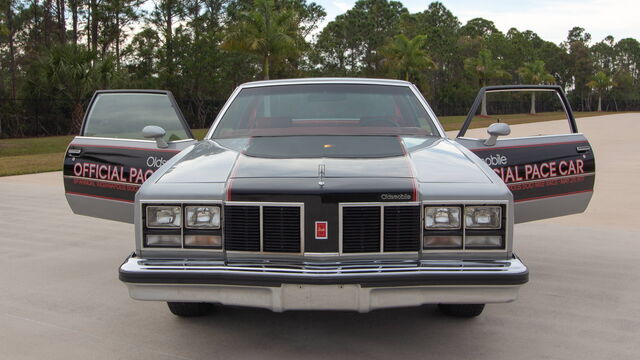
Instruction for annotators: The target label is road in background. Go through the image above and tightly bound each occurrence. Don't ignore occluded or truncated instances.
[1,114,638,360]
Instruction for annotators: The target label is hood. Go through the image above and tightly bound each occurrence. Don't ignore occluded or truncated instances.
[157,136,491,184]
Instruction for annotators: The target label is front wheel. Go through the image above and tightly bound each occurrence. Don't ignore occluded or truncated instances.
[438,304,485,318]
[167,302,213,317]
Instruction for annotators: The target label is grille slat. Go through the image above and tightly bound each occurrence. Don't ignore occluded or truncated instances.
[263,206,301,253]
[342,207,381,253]
[224,206,260,251]
[224,205,301,253]
[341,205,420,253]
[384,206,421,252]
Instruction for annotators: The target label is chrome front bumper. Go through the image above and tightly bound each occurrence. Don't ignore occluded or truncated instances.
[119,255,528,312]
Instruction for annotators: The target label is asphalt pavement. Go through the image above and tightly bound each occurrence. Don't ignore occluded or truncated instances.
[0,113,638,360]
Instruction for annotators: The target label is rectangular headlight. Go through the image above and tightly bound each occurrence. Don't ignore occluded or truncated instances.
[425,206,461,229]
[146,206,181,228]
[465,206,502,229]
[185,206,221,229]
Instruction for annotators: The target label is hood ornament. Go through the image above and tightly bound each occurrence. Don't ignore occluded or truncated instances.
[318,164,326,187]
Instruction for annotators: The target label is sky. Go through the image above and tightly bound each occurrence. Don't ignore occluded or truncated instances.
[316,0,639,44]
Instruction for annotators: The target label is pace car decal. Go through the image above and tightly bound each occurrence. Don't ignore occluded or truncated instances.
[63,144,180,202]
[471,141,595,202]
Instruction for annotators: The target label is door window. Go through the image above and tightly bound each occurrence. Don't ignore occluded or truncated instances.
[83,93,190,141]
[460,89,574,139]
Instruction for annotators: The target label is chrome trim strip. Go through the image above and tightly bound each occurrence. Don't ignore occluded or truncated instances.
[123,256,526,275]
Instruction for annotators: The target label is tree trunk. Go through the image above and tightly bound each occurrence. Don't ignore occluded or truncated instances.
[91,0,98,52]
[597,95,602,112]
[115,3,121,70]
[71,0,78,44]
[44,0,52,45]
[71,103,85,134]
[33,0,40,44]
[166,1,174,85]
[530,92,536,114]
[481,92,488,116]
[263,54,270,80]
[6,1,17,100]
[57,0,66,43]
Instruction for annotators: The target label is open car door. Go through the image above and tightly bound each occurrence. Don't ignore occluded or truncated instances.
[455,85,596,223]
[63,90,197,223]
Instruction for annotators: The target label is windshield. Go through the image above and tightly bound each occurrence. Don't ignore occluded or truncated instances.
[211,84,439,138]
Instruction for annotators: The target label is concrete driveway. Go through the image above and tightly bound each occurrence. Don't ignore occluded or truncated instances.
[1,113,638,360]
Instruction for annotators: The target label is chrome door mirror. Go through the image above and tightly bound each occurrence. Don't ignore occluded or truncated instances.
[142,125,168,148]
[484,123,511,146]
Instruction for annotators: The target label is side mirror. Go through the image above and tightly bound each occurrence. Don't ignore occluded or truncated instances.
[142,125,168,148]
[484,123,511,146]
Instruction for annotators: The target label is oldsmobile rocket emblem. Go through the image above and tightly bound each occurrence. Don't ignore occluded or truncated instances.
[318,164,326,187]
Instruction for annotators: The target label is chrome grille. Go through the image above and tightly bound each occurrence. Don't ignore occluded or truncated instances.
[384,206,421,251]
[342,206,381,253]
[341,204,420,253]
[263,206,302,252]
[224,206,260,251]
[224,204,303,253]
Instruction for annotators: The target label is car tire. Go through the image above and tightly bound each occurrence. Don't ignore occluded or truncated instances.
[438,304,485,318]
[167,302,213,317]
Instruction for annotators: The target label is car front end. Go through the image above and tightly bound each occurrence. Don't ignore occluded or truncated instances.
[118,79,528,315]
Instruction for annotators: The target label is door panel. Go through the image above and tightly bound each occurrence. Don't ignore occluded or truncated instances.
[455,86,596,223]
[456,134,595,223]
[63,90,197,223]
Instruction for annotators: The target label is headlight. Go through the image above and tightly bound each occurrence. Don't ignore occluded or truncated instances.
[185,206,221,229]
[146,206,181,228]
[465,206,501,229]
[424,206,461,229]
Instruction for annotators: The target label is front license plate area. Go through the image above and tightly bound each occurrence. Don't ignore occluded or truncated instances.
[281,284,361,311]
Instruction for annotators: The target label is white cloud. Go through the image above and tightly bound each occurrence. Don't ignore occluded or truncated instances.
[332,0,353,12]
[416,0,640,44]
[314,0,638,44]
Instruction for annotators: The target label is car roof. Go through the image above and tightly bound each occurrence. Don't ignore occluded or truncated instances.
[239,77,413,88]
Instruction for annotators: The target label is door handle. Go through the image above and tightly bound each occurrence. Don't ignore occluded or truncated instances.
[576,145,591,153]
[68,148,82,156]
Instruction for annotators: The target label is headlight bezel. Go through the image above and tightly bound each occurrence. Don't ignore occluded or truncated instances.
[142,202,223,249]
[422,202,507,251]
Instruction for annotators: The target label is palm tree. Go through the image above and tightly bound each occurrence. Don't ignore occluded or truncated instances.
[587,71,615,112]
[380,34,435,82]
[518,60,555,114]
[222,0,299,80]
[464,49,511,116]
[23,44,116,133]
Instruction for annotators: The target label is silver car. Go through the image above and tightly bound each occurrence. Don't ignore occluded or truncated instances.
[63,78,595,317]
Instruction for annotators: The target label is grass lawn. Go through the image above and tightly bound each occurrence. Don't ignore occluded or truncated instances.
[0,111,625,176]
